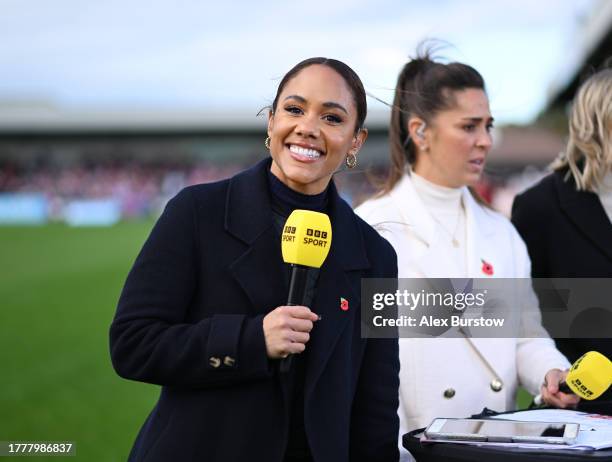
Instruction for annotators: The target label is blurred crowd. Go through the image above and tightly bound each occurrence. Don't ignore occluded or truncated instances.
[0,160,244,221]
[0,158,553,223]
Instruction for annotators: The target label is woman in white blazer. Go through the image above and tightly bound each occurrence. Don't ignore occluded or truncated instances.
[355,48,578,459]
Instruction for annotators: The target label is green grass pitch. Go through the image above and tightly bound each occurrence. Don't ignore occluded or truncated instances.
[0,222,159,461]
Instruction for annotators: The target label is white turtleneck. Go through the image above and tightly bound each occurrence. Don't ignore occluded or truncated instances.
[597,171,612,225]
[410,171,468,275]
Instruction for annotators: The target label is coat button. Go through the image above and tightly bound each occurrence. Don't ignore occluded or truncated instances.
[443,388,456,399]
[223,356,235,367]
[209,357,221,368]
[490,379,503,392]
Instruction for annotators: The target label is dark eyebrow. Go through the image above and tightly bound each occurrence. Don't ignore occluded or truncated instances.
[461,116,495,123]
[323,101,348,115]
[283,95,349,115]
[284,95,306,104]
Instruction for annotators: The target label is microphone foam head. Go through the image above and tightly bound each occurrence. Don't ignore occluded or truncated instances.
[566,351,612,400]
[281,209,332,268]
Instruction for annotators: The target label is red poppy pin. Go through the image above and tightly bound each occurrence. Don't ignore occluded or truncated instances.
[481,259,494,276]
[340,297,349,311]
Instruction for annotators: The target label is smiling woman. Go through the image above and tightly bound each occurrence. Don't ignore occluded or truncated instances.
[266,59,368,195]
[110,57,400,462]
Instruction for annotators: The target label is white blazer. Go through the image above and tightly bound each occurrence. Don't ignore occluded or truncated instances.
[355,174,570,453]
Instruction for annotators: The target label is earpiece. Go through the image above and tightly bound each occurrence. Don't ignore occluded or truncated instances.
[416,122,426,139]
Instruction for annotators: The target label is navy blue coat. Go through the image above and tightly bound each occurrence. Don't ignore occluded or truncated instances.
[512,169,612,408]
[110,158,400,462]
[512,169,612,279]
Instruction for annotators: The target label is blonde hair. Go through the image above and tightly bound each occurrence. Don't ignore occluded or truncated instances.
[553,68,612,191]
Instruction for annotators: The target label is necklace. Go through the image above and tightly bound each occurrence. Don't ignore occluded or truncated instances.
[430,206,463,248]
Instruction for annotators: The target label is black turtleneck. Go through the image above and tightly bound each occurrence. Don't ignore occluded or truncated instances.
[267,169,329,216]
[267,169,329,462]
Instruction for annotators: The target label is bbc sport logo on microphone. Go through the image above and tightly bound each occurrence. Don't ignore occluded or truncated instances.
[304,228,329,248]
[281,225,329,248]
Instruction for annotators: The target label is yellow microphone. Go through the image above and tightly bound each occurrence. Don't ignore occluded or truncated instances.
[281,209,332,305]
[562,351,612,400]
[279,210,332,372]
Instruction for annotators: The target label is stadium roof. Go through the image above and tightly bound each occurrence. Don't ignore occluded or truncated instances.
[545,0,612,109]
[0,103,391,135]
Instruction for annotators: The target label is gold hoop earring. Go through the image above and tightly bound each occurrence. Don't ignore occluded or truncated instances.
[345,152,357,169]
[264,136,271,150]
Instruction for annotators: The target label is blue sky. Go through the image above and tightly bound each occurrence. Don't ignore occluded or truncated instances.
[0,0,597,124]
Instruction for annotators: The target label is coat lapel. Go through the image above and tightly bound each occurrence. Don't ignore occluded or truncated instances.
[391,174,438,249]
[464,191,498,278]
[305,182,370,395]
[228,227,288,315]
[390,174,448,277]
[555,172,612,262]
[464,191,513,379]
[225,158,287,314]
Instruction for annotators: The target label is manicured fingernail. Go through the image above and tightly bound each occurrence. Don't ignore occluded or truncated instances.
[317,315,322,321]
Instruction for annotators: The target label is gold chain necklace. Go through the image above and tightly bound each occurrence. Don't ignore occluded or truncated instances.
[430,205,464,248]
